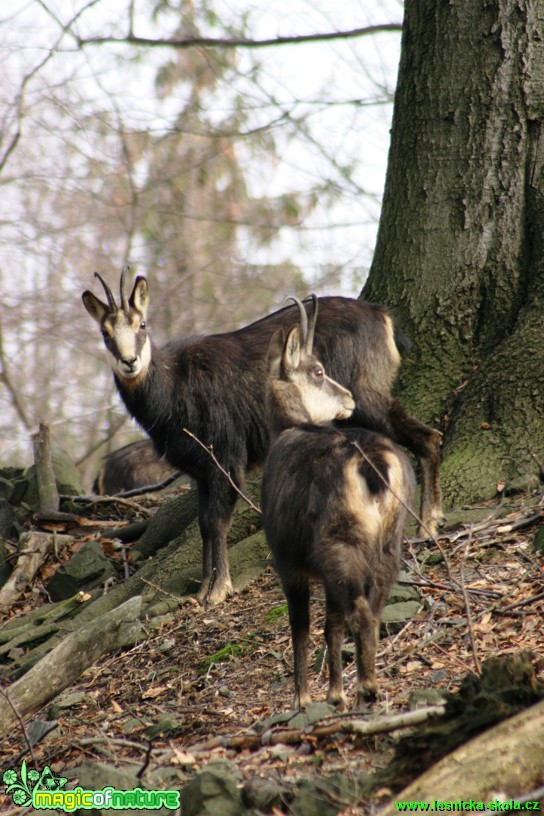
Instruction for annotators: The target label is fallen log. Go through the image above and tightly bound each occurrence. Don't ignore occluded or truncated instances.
[0,596,142,739]
[382,697,544,812]
[0,532,73,611]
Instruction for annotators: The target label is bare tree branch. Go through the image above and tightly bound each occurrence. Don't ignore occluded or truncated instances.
[0,0,103,174]
[76,24,403,52]
[183,428,262,513]
[0,309,31,431]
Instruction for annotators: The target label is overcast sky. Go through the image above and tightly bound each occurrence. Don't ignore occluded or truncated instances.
[2,0,402,291]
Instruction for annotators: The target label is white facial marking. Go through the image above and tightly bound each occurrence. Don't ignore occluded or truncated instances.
[106,322,151,381]
[295,370,355,424]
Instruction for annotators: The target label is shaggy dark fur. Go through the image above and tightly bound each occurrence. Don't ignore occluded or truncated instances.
[93,439,178,495]
[262,424,415,709]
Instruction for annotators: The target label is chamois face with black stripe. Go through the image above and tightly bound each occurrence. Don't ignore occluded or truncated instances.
[82,269,151,386]
[266,297,356,436]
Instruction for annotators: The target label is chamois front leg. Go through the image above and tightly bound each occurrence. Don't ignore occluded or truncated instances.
[195,478,235,608]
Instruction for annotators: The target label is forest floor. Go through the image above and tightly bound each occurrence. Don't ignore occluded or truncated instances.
[1,489,543,813]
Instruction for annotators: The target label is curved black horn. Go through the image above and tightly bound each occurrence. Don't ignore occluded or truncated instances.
[286,297,309,349]
[305,294,318,354]
[94,272,117,311]
[120,265,131,312]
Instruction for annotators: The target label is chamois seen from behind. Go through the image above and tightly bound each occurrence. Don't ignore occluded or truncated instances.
[262,298,416,710]
[82,268,438,608]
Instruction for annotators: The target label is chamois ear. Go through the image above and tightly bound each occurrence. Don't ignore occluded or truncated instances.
[82,291,108,324]
[267,328,285,378]
[282,325,302,375]
[129,276,149,317]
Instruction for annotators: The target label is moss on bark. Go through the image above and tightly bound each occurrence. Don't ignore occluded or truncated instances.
[362,0,544,508]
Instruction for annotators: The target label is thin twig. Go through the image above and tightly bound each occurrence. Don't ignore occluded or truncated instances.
[386,564,532,672]
[0,688,36,768]
[190,703,445,753]
[399,567,503,601]
[496,590,544,614]
[459,531,480,673]
[85,496,153,516]
[183,428,261,513]
[78,736,149,751]
[527,445,544,481]
[136,740,153,779]
[139,578,190,604]
[1,0,103,174]
[77,23,403,52]
[68,473,186,503]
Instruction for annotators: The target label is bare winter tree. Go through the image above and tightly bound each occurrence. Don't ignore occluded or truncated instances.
[0,1,400,481]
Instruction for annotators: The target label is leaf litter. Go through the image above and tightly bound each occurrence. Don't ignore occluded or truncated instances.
[0,490,543,812]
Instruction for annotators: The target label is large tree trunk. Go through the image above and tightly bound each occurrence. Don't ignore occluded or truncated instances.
[363,0,544,507]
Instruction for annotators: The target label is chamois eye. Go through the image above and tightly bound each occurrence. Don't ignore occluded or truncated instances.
[314,367,324,380]
[140,320,147,330]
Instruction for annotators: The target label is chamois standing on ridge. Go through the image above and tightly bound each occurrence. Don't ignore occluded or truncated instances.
[261,298,416,710]
[82,268,440,607]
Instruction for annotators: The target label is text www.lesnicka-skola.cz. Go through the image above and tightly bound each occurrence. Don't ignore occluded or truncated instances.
[395,800,541,812]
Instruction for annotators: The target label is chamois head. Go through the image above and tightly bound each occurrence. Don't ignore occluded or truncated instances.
[82,267,151,384]
[266,296,356,434]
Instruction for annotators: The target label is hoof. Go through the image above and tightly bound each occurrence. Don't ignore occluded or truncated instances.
[418,515,446,539]
[354,684,377,710]
[195,575,233,608]
[326,690,348,712]
[294,693,311,711]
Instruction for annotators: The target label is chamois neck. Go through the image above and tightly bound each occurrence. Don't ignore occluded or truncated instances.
[267,380,313,440]
[114,342,176,429]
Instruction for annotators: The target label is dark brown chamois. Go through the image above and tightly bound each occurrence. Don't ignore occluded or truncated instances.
[93,439,179,496]
[261,299,416,709]
[82,268,437,607]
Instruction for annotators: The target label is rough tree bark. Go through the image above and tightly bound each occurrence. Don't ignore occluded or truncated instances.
[363,0,544,507]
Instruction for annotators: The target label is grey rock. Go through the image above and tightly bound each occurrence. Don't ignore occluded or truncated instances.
[386,582,420,604]
[380,600,421,634]
[180,765,245,816]
[46,540,116,601]
[407,688,448,710]
[242,776,280,811]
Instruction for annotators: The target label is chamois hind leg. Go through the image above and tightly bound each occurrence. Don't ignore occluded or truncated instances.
[284,577,311,710]
[347,594,379,709]
[324,593,348,711]
[388,400,443,537]
[195,477,236,607]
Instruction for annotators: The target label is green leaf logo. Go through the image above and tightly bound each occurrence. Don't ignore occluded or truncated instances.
[2,761,67,808]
